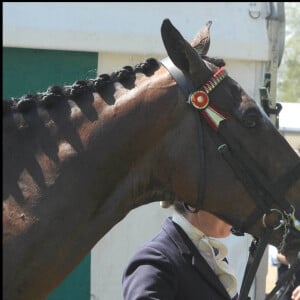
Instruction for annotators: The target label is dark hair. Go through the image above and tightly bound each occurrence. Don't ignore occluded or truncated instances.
[173,201,188,216]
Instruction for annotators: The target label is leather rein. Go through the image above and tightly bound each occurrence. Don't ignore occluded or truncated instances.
[160,57,300,300]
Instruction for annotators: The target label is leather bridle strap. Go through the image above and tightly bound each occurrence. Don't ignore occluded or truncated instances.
[160,57,194,97]
[240,228,300,300]
[218,121,299,214]
[160,57,206,212]
[239,227,273,300]
[216,125,300,235]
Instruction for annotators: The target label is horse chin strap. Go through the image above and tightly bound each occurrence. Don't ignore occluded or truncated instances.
[160,57,300,300]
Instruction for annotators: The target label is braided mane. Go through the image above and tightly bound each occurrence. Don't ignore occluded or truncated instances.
[3,58,160,115]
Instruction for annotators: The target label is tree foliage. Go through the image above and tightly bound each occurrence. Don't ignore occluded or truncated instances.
[277,2,300,103]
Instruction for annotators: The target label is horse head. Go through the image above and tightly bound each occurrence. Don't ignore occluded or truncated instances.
[160,18,300,265]
[3,18,300,300]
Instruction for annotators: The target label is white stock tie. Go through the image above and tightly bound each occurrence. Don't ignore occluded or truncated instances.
[172,211,238,299]
[197,236,238,299]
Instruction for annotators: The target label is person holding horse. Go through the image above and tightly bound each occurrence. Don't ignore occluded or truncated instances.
[122,201,239,300]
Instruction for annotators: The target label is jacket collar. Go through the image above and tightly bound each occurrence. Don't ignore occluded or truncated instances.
[162,217,232,300]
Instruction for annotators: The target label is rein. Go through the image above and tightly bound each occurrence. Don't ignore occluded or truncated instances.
[160,57,300,300]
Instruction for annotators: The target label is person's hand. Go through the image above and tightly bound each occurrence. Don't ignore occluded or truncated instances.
[277,253,289,265]
[292,285,300,300]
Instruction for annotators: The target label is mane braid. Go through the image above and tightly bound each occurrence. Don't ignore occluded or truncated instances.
[2,58,159,116]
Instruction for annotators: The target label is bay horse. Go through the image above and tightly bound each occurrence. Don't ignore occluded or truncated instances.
[3,19,300,300]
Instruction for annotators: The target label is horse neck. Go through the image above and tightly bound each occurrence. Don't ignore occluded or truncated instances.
[82,67,203,231]
[3,66,203,299]
[4,67,189,223]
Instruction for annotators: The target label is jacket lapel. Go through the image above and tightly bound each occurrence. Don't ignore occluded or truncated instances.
[191,253,231,299]
[162,217,231,300]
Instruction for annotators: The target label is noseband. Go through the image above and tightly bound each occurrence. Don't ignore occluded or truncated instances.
[160,57,300,300]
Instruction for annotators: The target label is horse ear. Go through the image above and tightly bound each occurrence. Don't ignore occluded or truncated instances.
[161,19,212,86]
[191,20,212,56]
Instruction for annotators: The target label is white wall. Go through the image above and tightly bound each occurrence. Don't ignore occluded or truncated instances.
[4,2,270,61]
[90,203,173,300]
[279,102,300,154]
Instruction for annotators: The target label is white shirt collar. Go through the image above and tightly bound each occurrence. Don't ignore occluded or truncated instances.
[172,210,238,298]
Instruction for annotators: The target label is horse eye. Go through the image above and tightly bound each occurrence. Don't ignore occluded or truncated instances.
[242,110,260,128]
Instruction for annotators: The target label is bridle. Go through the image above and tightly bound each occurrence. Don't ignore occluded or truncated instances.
[160,57,300,300]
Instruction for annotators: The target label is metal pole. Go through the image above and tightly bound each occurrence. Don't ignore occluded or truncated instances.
[267,2,285,126]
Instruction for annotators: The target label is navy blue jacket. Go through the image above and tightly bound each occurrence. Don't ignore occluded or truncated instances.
[122,217,234,300]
